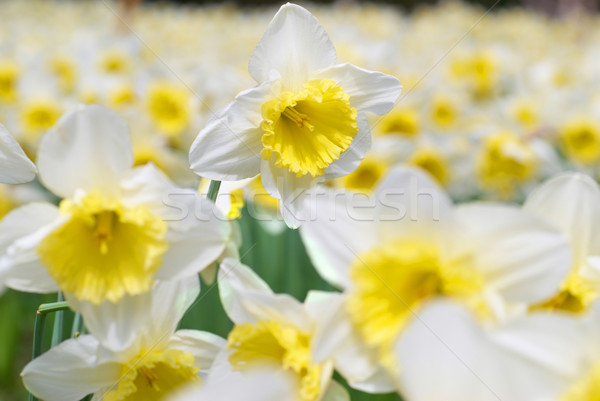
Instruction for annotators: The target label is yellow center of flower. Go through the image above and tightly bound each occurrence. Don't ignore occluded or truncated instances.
[49,56,77,95]
[343,158,387,192]
[378,107,420,137]
[410,148,449,185]
[147,83,190,138]
[476,132,536,197]
[451,53,497,100]
[512,102,539,129]
[562,362,600,401]
[99,50,131,74]
[109,84,136,109]
[0,60,19,103]
[228,320,322,401]
[532,271,597,314]
[20,99,62,140]
[431,97,458,128]
[37,193,168,304]
[560,119,600,165]
[103,349,199,401]
[260,79,358,177]
[347,240,483,353]
[133,145,167,173]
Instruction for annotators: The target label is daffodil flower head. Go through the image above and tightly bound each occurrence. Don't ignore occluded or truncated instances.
[20,97,63,142]
[216,258,348,401]
[300,167,572,388]
[525,173,600,313]
[559,117,600,166]
[189,3,402,228]
[22,278,227,401]
[0,105,231,304]
[147,82,190,139]
[476,131,537,197]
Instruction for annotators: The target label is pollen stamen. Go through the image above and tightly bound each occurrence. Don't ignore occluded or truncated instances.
[94,211,116,255]
[282,106,314,131]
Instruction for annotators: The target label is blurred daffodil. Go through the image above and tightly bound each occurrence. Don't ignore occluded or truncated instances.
[22,278,226,401]
[216,258,349,401]
[526,173,600,313]
[301,167,571,388]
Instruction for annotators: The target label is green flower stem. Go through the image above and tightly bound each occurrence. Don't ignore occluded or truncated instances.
[207,180,222,202]
[71,312,83,338]
[29,311,46,401]
[51,292,64,347]
[29,300,71,401]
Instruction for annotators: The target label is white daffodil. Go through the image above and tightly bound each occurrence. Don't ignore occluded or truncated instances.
[215,258,350,401]
[189,3,402,228]
[22,277,227,401]
[0,105,231,304]
[524,172,600,312]
[394,300,588,401]
[0,123,36,184]
[300,166,571,390]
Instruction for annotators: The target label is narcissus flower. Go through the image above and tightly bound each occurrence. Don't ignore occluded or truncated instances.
[525,173,600,313]
[0,105,230,304]
[22,278,227,401]
[0,123,36,184]
[189,3,402,228]
[300,167,571,390]
[215,258,349,401]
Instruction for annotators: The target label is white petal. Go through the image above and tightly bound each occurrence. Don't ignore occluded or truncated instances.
[456,203,571,304]
[241,291,313,332]
[395,300,586,401]
[299,189,379,289]
[374,166,454,245]
[169,370,297,401]
[219,258,311,329]
[0,203,61,293]
[37,105,133,199]
[524,172,600,261]
[311,63,402,115]
[190,82,276,181]
[306,291,393,392]
[67,277,200,353]
[169,329,227,378]
[260,156,321,229]
[0,123,36,184]
[218,258,272,324]
[248,3,336,90]
[21,335,120,401]
[323,114,372,179]
[121,164,230,281]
